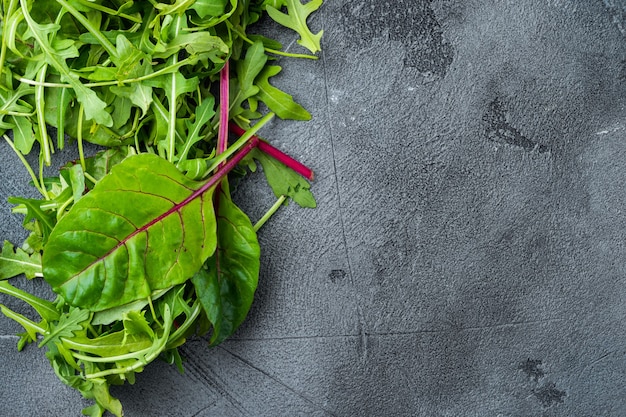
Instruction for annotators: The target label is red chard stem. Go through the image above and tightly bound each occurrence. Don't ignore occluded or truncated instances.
[229,123,315,181]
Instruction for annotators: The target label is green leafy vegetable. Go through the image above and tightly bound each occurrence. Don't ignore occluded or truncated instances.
[256,65,312,120]
[43,153,218,310]
[192,183,260,346]
[266,0,324,53]
[0,0,324,414]
[0,240,42,279]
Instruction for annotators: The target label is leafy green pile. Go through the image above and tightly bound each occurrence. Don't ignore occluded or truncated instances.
[0,1,323,415]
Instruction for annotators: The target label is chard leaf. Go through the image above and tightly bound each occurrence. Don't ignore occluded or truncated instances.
[266,0,323,53]
[255,65,311,120]
[0,240,42,279]
[191,184,260,345]
[42,153,219,311]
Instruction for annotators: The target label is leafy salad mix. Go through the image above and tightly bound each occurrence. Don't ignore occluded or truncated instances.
[0,0,323,415]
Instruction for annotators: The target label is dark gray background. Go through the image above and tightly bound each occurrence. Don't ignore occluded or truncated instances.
[2,0,626,415]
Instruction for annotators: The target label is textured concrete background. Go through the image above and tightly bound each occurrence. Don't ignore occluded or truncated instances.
[2,0,626,415]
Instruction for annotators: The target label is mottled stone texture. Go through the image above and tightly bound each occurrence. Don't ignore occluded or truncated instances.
[2,1,626,415]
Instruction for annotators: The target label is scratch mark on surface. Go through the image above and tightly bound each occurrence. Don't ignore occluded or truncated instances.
[320,8,369,363]
[452,318,565,332]
[227,319,565,342]
[218,345,339,417]
[189,399,219,417]
[179,345,251,416]
[576,350,615,379]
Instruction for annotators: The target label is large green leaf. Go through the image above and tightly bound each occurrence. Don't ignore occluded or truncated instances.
[192,184,260,345]
[42,154,219,311]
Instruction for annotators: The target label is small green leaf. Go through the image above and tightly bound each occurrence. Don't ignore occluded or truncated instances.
[39,307,90,347]
[68,164,85,203]
[177,96,216,165]
[123,310,155,340]
[266,0,323,53]
[7,197,57,243]
[191,0,228,17]
[11,116,36,155]
[0,240,42,279]
[251,148,316,208]
[231,41,267,118]
[255,65,311,120]
[0,280,59,322]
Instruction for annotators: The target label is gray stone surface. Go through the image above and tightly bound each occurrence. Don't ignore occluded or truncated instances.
[2,1,626,415]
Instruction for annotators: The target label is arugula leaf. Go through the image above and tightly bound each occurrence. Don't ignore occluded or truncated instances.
[0,240,42,279]
[19,0,113,127]
[191,0,229,18]
[266,0,323,53]
[39,307,90,347]
[251,148,316,208]
[0,280,59,322]
[10,116,36,155]
[7,196,57,243]
[231,41,267,118]
[176,96,216,166]
[255,65,311,120]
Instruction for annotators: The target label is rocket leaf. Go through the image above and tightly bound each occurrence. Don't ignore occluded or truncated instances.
[266,0,323,53]
[0,240,42,279]
[255,65,311,120]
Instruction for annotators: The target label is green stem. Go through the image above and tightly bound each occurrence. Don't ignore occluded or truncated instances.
[77,104,86,171]
[0,0,17,84]
[167,15,184,163]
[35,64,52,166]
[254,195,287,232]
[2,135,46,198]
[204,112,275,177]
[38,153,51,200]
[74,0,142,23]
[57,87,69,150]
[17,52,210,89]
[54,0,118,59]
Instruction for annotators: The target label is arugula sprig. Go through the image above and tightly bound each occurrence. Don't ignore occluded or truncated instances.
[0,1,323,415]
